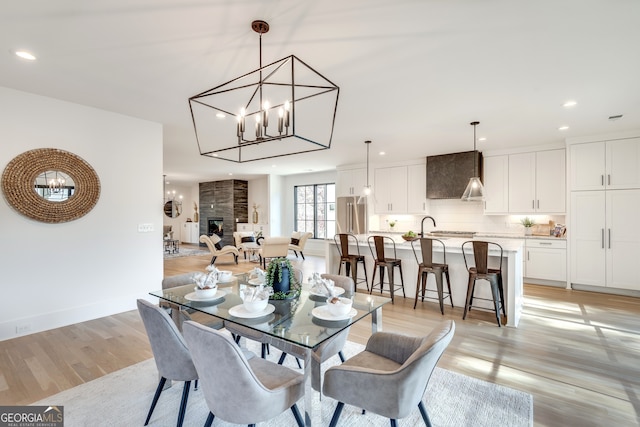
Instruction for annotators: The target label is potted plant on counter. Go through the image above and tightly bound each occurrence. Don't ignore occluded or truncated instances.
[521,217,535,235]
[265,257,301,300]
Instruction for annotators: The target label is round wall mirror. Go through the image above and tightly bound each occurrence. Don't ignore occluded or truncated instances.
[34,170,76,202]
[1,148,100,223]
[164,200,182,218]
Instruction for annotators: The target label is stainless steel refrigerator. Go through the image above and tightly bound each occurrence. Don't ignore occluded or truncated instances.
[336,196,367,235]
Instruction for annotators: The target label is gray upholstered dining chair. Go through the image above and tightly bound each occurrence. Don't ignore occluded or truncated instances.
[323,320,456,427]
[137,299,199,427]
[182,321,305,427]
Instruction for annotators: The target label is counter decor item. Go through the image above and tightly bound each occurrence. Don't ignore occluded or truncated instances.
[521,217,535,235]
[193,201,199,222]
[252,203,259,224]
[265,257,300,300]
[388,219,397,231]
[402,230,418,241]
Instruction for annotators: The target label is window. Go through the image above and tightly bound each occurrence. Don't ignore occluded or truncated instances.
[294,183,336,239]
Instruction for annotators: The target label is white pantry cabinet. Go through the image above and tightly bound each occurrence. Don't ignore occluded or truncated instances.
[508,149,565,214]
[570,189,640,290]
[374,166,408,214]
[570,137,640,191]
[336,168,367,197]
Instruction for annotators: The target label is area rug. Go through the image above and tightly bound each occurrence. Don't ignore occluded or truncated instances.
[163,247,209,259]
[34,340,532,426]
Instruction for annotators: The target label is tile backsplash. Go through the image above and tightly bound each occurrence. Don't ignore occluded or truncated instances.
[374,199,565,235]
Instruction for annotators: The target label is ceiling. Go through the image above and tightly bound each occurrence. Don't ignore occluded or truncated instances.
[2,1,639,185]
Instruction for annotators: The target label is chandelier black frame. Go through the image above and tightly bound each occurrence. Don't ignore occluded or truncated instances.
[189,20,340,163]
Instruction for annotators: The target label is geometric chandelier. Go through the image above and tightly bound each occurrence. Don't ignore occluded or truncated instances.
[188,20,340,163]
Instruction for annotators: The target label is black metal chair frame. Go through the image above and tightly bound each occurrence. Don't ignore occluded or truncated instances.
[461,240,505,327]
[411,238,453,314]
[367,235,405,303]
[334,233,369,291]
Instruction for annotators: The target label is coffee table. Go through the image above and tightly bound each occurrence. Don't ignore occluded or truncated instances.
[163,238,179,254]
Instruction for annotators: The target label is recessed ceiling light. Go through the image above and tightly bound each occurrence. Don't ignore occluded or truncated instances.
[15,50,36,61]
[212,153,219,157]
[228,172,233,176]
[478,137,487,142]
[563,100,577,108]
[379,151,386,156]
[558,126,569,131]
[216,113,225,118]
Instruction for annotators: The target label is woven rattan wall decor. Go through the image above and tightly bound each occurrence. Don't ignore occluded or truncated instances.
[2,148,100,223]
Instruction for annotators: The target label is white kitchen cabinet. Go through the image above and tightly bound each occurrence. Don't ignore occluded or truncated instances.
[373,166,407,214]
[508,149,565,214]
[407,163,428,213]
[181,222,200,243]
[525,239,567,282]
[483,155,509,214]
[570,138,640,191]
[570,189,640,290]
[336,167,367,197]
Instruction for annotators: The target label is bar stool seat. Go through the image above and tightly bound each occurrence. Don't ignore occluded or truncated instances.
[462,240,505,327]
[334,233,369,292]
[367,235,405,303]
[411,238,453,314]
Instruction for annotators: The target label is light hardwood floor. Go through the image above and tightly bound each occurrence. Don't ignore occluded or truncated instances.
[1,247,639,426]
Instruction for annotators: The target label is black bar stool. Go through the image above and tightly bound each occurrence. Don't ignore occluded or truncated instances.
[410,237,453,314]
[367,235,405,303]
[333,233,369,292]
[461,240,505,327]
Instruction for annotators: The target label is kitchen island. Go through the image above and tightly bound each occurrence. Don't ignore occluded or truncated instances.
[325,234,524,327]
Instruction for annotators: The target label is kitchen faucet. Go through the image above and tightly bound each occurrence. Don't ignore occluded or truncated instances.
[420,216,436,237]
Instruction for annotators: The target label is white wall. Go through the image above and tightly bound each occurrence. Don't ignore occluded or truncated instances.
[248,176,269,226]
[0,87,163,341]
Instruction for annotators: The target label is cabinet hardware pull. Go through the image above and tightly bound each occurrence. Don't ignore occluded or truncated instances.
[537,200,540,209]
[601,229,605,249]
[540,242,552,245]
[608,174,611,186]
[608,228,611,249]
[527,251,530,261]
[601,175,604,186]
[532,200,535,209]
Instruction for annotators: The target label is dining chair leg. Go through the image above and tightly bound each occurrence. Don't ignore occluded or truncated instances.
[329,402,344,427]
[290,403,305,427]
[204,412,215,427]
[176,380,191,427]
[369,265,377,295]
[418,401,433,427]
[386,265,395,303]
[277,352,287,365]
[362,260,370,292]
[489,278,502,327]
[144,377,166,425]
[398,264,405,298]
[338,350,346,363]
[390,419,398,427]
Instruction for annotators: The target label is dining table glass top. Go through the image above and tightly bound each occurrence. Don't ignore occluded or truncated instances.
[150,272,391,350]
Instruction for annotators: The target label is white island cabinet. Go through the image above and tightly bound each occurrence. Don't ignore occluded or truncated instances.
[326,236,524,327]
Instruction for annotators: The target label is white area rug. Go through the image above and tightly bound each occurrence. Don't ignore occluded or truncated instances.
[164,247,209,259]
[34,340,532,426]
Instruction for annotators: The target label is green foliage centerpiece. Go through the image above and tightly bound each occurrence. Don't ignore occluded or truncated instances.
[265,257,301,300]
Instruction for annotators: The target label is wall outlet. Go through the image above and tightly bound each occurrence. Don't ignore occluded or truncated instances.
[138,223,154,232]
[16,323,32,334]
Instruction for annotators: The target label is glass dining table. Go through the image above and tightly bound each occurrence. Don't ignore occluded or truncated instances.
[149,272,391,426]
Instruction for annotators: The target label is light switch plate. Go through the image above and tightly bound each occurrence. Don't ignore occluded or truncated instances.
[138,223,154,232]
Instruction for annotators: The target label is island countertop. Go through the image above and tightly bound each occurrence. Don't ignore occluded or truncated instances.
[326,234,524,327]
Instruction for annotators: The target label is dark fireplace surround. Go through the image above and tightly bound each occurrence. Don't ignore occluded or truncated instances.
[198,180,248,247]
[208,217,224,239]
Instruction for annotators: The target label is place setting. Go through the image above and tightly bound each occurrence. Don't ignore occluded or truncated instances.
[183,265,230,305]
[228,284,275,319]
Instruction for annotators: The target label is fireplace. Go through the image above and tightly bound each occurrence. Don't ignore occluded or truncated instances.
[207,217,224,238]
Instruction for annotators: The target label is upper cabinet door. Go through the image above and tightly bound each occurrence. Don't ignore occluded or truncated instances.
[374,166,408,214]
[407,164,428,213]
[508,152,536,213]
[535,149,566,213]
[570,142,606,191]
[336,168,367,197]
[483,155,509,214]
[606,137,640,189]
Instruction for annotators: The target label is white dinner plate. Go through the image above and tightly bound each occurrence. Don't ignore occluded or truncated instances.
[311,306,357,321]
[248,278,264,286]
[184,290,225,302]
[309,287,346,297]
[229,303,275,319]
